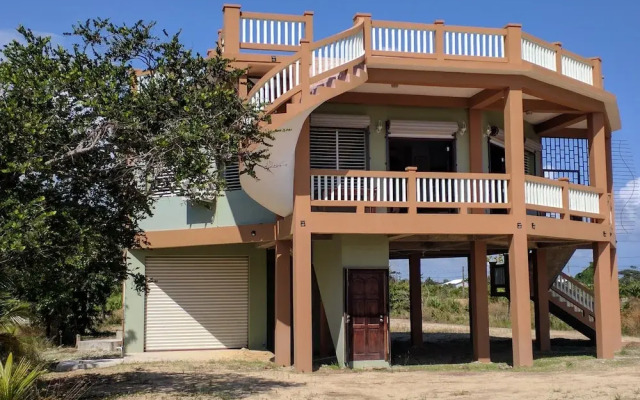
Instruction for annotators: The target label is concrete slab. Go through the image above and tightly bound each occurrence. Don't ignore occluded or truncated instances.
[56,358,124,372]
[124,348,274,364]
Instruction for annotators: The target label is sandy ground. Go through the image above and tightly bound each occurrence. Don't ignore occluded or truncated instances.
[46,323,640,400]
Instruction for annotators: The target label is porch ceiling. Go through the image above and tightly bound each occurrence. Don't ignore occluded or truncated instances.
[351,83,482,97]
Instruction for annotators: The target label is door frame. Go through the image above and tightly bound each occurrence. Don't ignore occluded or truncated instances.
[344,268,390,365]
[386,135,458,172]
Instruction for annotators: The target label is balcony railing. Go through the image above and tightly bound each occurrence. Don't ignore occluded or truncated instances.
[524,176,605,220]
[310,169,511,213]
[221,6,604,88]
[309,169,607,222]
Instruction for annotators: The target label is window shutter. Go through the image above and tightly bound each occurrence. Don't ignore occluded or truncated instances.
[310,128,367,170]
[224,163,242,191]
[524,150,536,176]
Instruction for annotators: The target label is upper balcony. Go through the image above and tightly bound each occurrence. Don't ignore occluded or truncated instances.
[217,5,611,95]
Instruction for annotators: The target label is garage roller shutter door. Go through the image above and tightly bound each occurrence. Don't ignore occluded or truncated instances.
[145,256,249,351]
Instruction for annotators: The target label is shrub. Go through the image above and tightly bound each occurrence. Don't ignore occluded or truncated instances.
[0,353,46,400]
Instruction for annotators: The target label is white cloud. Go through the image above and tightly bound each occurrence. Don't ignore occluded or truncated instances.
[615,177,640,235]
[0,28,63,49]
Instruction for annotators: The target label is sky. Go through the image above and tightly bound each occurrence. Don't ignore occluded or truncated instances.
[2,0,640,281]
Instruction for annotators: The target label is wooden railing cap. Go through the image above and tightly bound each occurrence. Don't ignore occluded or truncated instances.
[222,3,242,10]
[304,11,314,16]
[557,177,570,182]
[552,41,563,47]
[353,12,372,21]
[299,38,310,44]
[504,23,522,28]
[405,166,418,172]
[434,19,445,25]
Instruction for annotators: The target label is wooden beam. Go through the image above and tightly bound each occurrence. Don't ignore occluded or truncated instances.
[141,223,276,248]
[534,114,587,136]
[328,92,469,108]
[521,100,581,114]
[469,89,504,109]
[539,128,587,139]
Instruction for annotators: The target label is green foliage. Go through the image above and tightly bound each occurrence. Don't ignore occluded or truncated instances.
[619,267,640,298]
[0,353,46,400]
[574,262,594,288]
[0,20,270,342]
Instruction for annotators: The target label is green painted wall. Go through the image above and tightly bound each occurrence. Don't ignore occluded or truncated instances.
[313,234,390,366]
[312,104,542,176]
[123,244,267,353]
[140,190,275,232]
[314,104,470,172]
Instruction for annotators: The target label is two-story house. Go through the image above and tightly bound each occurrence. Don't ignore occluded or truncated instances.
[123,5,622,372]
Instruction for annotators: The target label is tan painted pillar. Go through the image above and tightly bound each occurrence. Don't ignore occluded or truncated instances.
[469,240,490,362]
[469,109,483,174]
[274,240,292,366]
[292,118,313,372]
[504,87,534,367]
[594,242,615,358]
[221,4,241,56]
[409,254,422,347]
[589,113,617,358]
[534,249,551,352]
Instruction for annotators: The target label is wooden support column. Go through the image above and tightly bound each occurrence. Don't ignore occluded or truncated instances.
[469,240,490,362]
[274,239,292,366]
[292,118,313,372]
[504,87,534,367]
[594,241,615,359]
[534,249,551,352]
[221,4,241,56]
[409,254,422,347]
[469,109,484,215]
[589,113,618,358]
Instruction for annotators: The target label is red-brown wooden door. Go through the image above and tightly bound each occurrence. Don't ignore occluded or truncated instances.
[346,269,388,362]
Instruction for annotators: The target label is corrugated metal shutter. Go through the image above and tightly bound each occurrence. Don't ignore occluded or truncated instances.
[388,120,458,139]
[310,113,370,129]
[310,128,367,170]
[524,150,536,176]
[145,256,249,351]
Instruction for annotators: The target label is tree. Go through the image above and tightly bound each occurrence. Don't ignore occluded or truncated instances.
[0,20,271,341]
[574,262,594,288]
[619,267,640,298]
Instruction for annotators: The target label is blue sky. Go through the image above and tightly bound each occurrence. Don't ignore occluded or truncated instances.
[2,0,639,281]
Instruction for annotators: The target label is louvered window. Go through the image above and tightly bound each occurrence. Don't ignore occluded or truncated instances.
[524,150,536,176]
[150,170,183,198]
[310,128,367,170]
[224,163,242,191]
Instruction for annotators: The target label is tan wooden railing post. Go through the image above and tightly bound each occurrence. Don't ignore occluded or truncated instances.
[504,23,522,65]
[552,42,563,73]
[299,39,311,103]
[405,167,417,214]
[304,11,314,42]
[238,75,248,99]
[353,13,372,59]
[222,4,241,56]
[590,57,603,89]
[434,20,445,60]
[558,177,570,220]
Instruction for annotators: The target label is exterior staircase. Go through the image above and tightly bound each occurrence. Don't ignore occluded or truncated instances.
[239,23,368,216]
[549,272,595,340]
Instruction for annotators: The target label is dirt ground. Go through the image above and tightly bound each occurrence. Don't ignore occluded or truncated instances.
[46,323,640,400]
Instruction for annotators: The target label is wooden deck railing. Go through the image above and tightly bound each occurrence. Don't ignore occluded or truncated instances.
[310,168,512,214]
[524,176,605,221]
[221,6,604,88]
[309,169,606,221]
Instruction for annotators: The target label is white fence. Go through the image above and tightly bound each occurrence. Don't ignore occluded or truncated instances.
[371,27,435,54]
[249,58,301,108]
[569,188,600,214]
[521,38,556,71]
[416,177,509,204]
[553,275,594,312]
[445,30,505,58]
[311,175,407,203]
[524,180,563,209]
[311,29,364,77]
[241,17,305,46]
[562,55,594,85]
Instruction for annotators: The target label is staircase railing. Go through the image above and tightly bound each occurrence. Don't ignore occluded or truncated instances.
[310,22,365,82]
[246,22,365,115]
[550,272,595,328]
